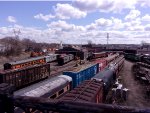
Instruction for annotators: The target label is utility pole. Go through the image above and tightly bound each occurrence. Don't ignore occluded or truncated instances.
[107,33,109,45]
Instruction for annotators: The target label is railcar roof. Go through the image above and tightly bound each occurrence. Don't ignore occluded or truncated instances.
[14,75,72,97]
[60,80,103,102]
[93,52,106,54]
[92,69,114,83]
[104,54,119,60]
[64,63,97,73]
[110,56,124,65]
[5,56,47,65]
[0,63,50,74]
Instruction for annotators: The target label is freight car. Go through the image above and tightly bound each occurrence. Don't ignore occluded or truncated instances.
[94,54,120,71]
[63,63,99,88]
[108,56,125,77]
[105,54,119,64]
[14,75,72,98]
[57,54,74,65]
[92,68,115,99]
[4,54,58,70]
[92,52,108,59]
[92,56,124,96]
[0,63,50,89]
[14,75,72,113]
[59,79,104,103]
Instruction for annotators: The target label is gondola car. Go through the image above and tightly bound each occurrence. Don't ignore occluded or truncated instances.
[4,54,58,70]
[14,75,72,113]
[0,63,50,89]
[58,54,74,65]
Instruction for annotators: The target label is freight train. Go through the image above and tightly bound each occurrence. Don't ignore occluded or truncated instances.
[59,56,125,103]
[4,54,58,70]
[93,54,119,71]
[0,63,50,89]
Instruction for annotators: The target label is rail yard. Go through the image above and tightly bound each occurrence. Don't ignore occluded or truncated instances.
[0,50,150,113]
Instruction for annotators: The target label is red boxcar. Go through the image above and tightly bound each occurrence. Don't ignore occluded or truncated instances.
[94,59,107,71]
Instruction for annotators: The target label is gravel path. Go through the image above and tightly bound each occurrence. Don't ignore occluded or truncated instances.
[119,60,150,108]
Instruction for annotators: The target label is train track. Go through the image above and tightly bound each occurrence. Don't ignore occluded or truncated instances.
[50,61,77,76]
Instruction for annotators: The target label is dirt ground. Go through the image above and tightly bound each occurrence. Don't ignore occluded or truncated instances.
[118,60,150,108]
[0,52,30,69]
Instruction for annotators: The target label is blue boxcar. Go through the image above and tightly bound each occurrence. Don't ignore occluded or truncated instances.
[63,63,99,88]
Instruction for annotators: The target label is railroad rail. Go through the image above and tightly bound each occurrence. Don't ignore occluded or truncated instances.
[0,83,150,113]
[50,61,76,76]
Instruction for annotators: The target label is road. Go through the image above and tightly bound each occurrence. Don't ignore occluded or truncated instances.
[119,60,150,108]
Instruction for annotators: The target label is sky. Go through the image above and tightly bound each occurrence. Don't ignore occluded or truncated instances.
[0,0,150,44]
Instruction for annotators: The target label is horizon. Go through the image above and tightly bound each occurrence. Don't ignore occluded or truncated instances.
[0,0,150,44]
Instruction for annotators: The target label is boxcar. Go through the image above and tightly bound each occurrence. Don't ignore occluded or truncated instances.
[0,63,50,89]
[59,79,103,103]
[63,63,99,88]
[94,59,107,71]
[58,54,74,65]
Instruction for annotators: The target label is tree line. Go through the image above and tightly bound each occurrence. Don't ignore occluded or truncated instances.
[0,37,57,56]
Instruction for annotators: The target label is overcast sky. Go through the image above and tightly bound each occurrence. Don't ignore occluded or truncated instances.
[0,0,150,44]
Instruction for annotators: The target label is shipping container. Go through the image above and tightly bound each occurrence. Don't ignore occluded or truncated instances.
[63,63,99,88]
